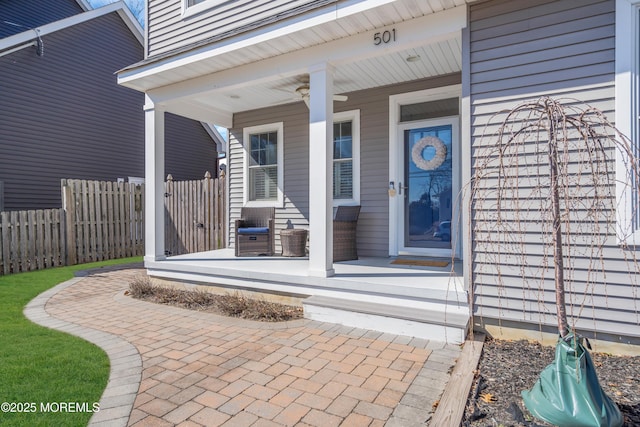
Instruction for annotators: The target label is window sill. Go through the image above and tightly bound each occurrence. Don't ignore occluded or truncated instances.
[244,200,283,209]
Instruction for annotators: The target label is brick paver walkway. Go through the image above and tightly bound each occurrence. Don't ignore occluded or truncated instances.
[29,267,461,426]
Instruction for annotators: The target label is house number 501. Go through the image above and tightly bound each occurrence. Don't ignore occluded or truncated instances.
[373,29,396,45]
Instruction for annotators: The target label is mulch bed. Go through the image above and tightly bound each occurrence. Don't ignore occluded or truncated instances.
[463,339,640,427]
[127,276,303,322]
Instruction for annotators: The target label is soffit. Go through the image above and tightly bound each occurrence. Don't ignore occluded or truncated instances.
[205,37,463,113]
[120,0,470,121]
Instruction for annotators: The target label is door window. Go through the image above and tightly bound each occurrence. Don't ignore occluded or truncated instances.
[404,124,453,250]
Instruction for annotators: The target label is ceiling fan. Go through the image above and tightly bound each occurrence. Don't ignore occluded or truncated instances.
[294,82,348,108]
[272,75,348,108]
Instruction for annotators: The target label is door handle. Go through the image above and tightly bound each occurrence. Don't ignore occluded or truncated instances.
[398,182,408,195]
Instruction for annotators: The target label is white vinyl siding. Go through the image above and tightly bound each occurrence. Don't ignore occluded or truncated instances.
[469,0,640,339]
[243,123,283,207]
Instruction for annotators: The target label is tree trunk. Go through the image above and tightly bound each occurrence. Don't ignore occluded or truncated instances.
[548,112,569,338]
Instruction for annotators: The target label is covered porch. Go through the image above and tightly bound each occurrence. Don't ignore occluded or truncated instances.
[118,0,472,343]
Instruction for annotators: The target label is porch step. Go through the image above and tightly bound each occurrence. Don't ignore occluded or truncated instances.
[302,295,469,344]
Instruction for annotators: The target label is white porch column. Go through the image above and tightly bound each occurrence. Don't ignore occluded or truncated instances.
[308,63,334,277]
[144,94,166,262]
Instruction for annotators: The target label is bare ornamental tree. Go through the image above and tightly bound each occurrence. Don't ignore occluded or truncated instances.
[471,97,639,427]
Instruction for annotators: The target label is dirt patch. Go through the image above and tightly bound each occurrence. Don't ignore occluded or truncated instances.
[127,276,303,322]
[463,338,640,427]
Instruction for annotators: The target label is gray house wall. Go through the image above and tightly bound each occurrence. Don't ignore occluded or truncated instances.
[0,9,216,211]
[147,0,336,58]
[229,73,460,256]
[469,0,639,340]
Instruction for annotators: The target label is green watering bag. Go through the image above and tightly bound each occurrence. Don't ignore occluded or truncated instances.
[522,332,623,427]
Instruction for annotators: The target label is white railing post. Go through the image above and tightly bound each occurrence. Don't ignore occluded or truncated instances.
[308,63,335,277]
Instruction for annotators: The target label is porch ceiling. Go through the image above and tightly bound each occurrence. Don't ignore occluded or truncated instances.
[119,0,468,125]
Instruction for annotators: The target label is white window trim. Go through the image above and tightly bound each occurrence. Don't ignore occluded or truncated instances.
[615,0,640,244]
[182,0,224,19]
[333,110,360,207]
[388,84,462,257]
[243,122,284,208]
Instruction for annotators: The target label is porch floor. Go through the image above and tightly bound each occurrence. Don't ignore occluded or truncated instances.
[145,249,465,309]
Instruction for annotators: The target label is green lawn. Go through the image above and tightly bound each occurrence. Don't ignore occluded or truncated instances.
[0,257,142,427]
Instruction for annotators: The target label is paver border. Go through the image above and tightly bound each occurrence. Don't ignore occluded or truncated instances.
[23,271,143,427]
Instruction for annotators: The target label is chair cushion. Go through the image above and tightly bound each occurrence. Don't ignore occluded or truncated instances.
[237,227,270,235]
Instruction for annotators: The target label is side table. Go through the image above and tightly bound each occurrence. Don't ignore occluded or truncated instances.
[280,229,308,257]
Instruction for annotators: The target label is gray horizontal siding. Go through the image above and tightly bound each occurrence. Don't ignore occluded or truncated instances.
[469,0,640,339]
[0,12,215,211]
[165,113,218,181]
[229,73,461,257]
[470,0,614,99]
[147,0,335,58]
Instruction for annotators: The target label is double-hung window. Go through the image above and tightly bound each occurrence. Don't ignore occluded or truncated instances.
[333,110,360,206]
[615,0,640,244]
[243,123,283,207]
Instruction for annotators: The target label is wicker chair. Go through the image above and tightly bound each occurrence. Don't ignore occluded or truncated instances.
[333,205,361,262]
[235,207,275,256]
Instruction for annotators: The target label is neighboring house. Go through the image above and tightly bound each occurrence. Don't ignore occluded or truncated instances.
[118,0,640,350]
[0,0,221,211]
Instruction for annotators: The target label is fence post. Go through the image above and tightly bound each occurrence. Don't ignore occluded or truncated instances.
[165,174,173,257]
[218,174,226,249]
[202,171,211,251]
[62,180,77,265]
[1,211,9,274]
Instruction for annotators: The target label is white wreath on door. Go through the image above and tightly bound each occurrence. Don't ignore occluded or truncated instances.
[412,136,447,171]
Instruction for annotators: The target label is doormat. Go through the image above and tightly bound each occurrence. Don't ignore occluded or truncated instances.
[391,259,449,268]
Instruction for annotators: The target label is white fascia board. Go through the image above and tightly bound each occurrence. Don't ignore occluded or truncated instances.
[0,2,142,52]
[334,0,399,19]
[116,4,144,45]
[119,0,455,88]
[143,6,466,104]
[201,123,227,152]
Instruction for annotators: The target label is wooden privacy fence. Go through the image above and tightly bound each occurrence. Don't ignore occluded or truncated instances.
[164,172,226,256]
[0,174,226,275]
[0,180,143,275]
[62,179,144,265]
[0,209,65,274]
